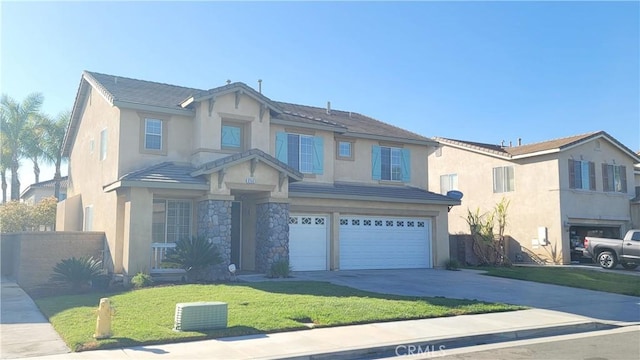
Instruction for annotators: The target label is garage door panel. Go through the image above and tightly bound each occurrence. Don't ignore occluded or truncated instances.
[289,215,328,271]
[340,216,431,270]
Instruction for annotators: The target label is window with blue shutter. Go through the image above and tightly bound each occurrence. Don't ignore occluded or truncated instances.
[276,132,323,174]
[372,145,410,182]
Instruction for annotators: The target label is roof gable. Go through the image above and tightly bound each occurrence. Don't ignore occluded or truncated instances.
[435,131,640,163]
[191,148,303,182]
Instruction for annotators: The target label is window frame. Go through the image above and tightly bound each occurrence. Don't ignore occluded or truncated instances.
[602,163,627,193]
[99,129,107,161]
[221,120,247,151]
[568,159,595,191]
[336,139,354,161]
[152,199,193,244]
[492,166,515,193]
[440,174,458,195]
[138,114,168,155]
[288,133,314,174]
[381,146,402,181]
[144,118,163,151]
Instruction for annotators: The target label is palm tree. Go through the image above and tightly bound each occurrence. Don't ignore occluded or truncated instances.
[0,131,11,203]
[22,114,48,184]
[0,93,44,200]
[41,110,70,200]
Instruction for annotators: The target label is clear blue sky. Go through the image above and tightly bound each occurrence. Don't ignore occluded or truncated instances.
[1,1,639,195]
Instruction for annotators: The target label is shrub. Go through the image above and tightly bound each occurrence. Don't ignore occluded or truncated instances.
[445,258,460,271]
[162,235,222,282]
[51,256,103,289]
[268,259,292,278]
[131,272,154,289]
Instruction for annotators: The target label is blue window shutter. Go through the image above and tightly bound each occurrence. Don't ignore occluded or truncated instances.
[371,145,381,180]
[312,136,324,174]
[275,132,288,163]
[401,148,411,182]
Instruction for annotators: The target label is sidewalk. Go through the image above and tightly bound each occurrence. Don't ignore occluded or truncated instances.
[0,278,69,359]
[23,308,625,360]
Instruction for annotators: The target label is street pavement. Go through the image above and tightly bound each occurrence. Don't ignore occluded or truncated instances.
[1,268,639,359]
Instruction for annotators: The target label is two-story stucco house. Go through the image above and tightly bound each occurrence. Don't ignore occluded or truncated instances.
[429,132,640,264]
[56,71,459,279]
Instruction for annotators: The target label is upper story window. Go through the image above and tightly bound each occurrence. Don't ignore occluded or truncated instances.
[602,164,627,193]
[221,123,243,150]
[100,129,107,161]
[145,119,163,150]
[493,166,514,193]
[275,132,324,174]
[568,159,595,190]
[371,145,410,182]
[440,174,458,194]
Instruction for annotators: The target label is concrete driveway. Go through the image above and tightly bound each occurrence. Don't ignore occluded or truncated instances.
[293,269,640,323]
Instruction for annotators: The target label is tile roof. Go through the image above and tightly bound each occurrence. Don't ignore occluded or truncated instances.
[20,176,69,198]
[435,131,640,161]
[274,102,430,141]
[118,162,207,186]
[81,71,431,143]
[23,176,69,189]
[85,71,203,111]
[289,182,460,205]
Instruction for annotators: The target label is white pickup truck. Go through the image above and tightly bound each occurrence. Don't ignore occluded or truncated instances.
[584,230,640,269]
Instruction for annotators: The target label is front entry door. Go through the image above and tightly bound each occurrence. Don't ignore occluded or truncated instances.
[230,202,241,268]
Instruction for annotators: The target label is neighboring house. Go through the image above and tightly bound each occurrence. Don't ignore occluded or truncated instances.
[56,71,459,279]
[429,132,640,264]
[20,176,68,204]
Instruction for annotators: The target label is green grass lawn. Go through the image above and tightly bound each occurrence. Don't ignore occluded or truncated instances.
[477,266,640,296]
[36,281,522,352]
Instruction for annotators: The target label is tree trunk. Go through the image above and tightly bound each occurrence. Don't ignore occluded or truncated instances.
[33,158,40,184]
[53,160,62,200]
[10,158,20,201]
[1,171,7,203]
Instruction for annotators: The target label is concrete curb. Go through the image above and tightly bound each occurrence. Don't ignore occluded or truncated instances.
[273,321,617,360]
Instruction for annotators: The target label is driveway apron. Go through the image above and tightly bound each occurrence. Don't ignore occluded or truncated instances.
[293,269,640,323]
[0,278,69,359]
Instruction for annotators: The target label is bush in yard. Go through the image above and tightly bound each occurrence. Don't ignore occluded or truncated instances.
[162,235,222,282]
[267,259,292,278]
[51,256,104,289]
[445,258,460,271]
[131,272,154,289]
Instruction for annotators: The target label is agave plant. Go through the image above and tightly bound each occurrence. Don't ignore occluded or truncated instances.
[51,256,103,288]
[162,235,222,281]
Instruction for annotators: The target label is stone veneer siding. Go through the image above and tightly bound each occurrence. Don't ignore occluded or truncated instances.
[255,202,290,273]
[198,200,232,278]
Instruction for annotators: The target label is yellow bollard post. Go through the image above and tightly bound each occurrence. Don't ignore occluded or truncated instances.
[94,298,115,339]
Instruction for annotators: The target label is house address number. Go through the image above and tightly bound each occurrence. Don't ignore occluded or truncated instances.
[246,177,256,184]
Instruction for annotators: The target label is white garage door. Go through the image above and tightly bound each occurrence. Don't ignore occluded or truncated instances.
[289,215,328,271]
[340,216,431,270]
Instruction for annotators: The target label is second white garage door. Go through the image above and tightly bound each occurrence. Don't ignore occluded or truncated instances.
[339,216,431,270]
[289,215,328,271]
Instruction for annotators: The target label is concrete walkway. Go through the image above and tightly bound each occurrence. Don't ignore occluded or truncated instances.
[286,269,640,322]
[0,278,69,359]
[23,309,618,360]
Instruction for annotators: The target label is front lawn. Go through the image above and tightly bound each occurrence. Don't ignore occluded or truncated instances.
[36,281,522,351]
[478,266,640,296]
